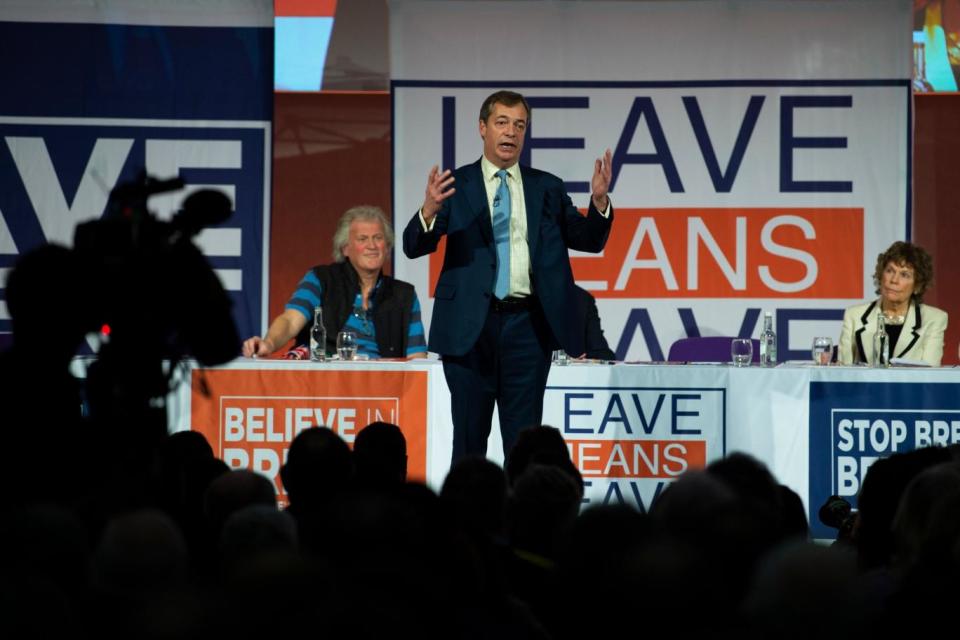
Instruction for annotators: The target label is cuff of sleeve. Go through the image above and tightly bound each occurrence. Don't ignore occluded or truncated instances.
[596,198,611,217]
[419,209,436,231]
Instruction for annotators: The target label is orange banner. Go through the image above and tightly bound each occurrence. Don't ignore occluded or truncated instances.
[429,208,862,299]
[567,439,707,478]
[191,368,429,500]
[275,0,337,17]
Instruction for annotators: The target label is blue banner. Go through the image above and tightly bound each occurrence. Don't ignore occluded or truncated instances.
[0,16,272,345]
[808,381,960,539]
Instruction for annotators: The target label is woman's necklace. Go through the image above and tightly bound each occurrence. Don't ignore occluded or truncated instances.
[881,303,907,326]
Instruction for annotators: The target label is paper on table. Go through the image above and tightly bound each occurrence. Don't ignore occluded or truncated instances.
[889,357,931,367]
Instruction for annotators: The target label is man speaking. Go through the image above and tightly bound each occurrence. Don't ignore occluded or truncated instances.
[403,90,614,462]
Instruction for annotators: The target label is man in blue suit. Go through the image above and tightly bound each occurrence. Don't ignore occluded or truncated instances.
[403,90,613,462]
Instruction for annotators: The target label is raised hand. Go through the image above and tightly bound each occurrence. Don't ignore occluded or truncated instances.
[591,149,613,211]
[422,165,456,223]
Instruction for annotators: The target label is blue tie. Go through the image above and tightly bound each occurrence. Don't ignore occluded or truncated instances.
[492,169,511,299]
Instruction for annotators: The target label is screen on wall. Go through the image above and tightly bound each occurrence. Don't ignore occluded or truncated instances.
[914,0,960,91]
[275,0,337,91]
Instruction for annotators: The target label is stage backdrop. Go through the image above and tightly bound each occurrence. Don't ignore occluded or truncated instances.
[390,0,912,362]
[0,0,273,345]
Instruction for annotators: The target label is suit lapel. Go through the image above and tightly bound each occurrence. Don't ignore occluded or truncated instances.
[463,160,493,244]
[854,300,877,364]
[520,166,544,259]
[895,301,922,358]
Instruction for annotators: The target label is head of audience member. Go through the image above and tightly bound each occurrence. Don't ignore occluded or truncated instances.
[337,482,476,638]
[151,432,228,565]
[93,509,188,595]
[353,421,407,490]
[441,455,508,541]
[212,535,334,639]
[649,469,737,539]
[651,468,768,612]
[884,463,960,631]
[2,247,92,506]
[204,469,278,541]
[743,542,864,638]
[218,504,299,577]
[891,461,960,570]
[331,205,394,279]
[506,464,582,561]
[478,90,531,169]
[280,427,353,513]
[706,452,791,547]
[778,484,810,541]
[506,424,583,496]
[153,431,225,511]
[856,446,951,571]
[872,240,934,308]
[557,503,653,581]
[4,243,87,363]
[558,502,719,637]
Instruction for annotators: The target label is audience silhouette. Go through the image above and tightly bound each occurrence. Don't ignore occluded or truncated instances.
[3,243,960,637]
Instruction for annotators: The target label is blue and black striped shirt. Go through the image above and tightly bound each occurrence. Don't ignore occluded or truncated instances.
[286,270,427,358]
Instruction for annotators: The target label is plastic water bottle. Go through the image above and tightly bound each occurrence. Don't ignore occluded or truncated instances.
[759,311,777,367]
[310,306,326,362]
[873,312,888,367]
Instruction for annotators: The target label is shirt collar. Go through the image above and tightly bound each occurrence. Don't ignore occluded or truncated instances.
[481,155,519,183]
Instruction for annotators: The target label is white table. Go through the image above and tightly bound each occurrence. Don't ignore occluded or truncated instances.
[172,358,960,538]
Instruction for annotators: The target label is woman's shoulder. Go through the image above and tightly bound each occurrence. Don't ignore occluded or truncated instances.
[844,300,877,321]
[919,302,948,324]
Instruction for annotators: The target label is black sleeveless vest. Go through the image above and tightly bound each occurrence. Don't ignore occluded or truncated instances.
[294,261,415,358]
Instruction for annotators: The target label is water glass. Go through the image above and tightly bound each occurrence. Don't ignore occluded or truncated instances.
[336,331,357,361]
[812,337,833,366]
[731,339,753,367]
[552,349,569,366]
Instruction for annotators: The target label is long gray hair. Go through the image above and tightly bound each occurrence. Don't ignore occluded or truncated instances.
[332,205,394,262]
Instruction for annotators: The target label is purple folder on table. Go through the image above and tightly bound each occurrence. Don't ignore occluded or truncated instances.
[667,337,761,364]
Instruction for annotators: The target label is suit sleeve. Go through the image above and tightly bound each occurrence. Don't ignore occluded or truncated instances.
[838,307,857,365]
[403,202,450,259]
[583,295,616,360]
[554,185,613,254]
[919,309,948,366]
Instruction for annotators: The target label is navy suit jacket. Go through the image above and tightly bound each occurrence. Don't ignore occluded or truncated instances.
[576,286,616,360]
[403,159,613,357]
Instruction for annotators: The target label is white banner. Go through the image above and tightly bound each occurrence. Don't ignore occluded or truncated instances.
[390,0,912,361]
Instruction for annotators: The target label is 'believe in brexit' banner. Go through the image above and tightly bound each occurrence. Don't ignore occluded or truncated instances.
[190,366,430,504]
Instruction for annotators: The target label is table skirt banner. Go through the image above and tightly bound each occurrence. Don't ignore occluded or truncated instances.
[189,365,430,502]
[533,364,728,511]
[167,359,960,533]
[808,379,960,539]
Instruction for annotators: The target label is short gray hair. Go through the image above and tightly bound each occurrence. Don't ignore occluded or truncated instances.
[332,205,394,262]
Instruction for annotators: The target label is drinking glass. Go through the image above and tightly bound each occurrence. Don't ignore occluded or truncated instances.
[731,339,753,367]
[336,331,358,361]
[552,349,569,366]
[812,337,833,366]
